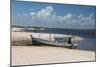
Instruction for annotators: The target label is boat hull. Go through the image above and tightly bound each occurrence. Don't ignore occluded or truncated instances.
[31,37,78,49]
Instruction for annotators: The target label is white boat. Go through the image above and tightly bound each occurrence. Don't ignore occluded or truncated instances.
[30,34,78,49]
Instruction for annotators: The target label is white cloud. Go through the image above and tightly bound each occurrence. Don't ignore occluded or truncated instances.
[36,6,53,18]
[14,6,95,29]
[30,12,35,15]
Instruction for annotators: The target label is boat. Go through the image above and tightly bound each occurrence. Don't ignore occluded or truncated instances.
[30,34,78,49]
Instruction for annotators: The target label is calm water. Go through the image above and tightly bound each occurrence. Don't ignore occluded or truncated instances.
[38,28,95,38]
[26,28,96,51]
[77,38,96,51]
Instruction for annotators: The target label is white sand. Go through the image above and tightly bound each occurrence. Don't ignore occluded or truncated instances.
[11,46,95,66]
[11,32,32,41]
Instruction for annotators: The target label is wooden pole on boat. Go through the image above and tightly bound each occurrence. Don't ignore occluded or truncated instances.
[30,34,33,44]
[54,33,56,42]
[39,33,40,38]
[30,34,33,39]
[49,33,51,42]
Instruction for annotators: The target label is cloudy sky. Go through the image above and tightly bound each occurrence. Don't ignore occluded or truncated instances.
[12,0,96,29]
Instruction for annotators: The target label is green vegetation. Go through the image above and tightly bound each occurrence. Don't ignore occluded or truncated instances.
[32,26,47,30]
[12,25,48,30]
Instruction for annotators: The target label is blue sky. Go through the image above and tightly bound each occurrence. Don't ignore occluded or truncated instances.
[12,0,96,29]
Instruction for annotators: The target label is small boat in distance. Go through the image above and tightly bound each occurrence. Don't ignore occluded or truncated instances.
[30,34,78,49]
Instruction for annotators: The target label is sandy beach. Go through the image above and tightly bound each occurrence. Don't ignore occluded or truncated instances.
[12,46,95,66]
[11,31,95,66]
